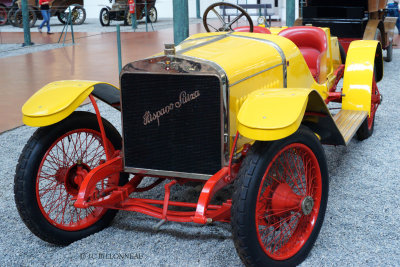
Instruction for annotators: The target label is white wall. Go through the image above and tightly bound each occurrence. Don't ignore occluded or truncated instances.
[83,0,298,22]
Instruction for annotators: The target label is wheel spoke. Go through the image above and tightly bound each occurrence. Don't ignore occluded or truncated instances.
[35,127,119,231]
[227,13,245,28]
[211,8,226,25]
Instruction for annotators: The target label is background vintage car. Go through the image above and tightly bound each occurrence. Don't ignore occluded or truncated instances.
[13,3,384,266]
[7,0,86,27]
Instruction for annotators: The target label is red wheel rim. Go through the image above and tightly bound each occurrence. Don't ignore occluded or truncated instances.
[255,143,322,260]
[368,77,379,130]
[35,129,118,231]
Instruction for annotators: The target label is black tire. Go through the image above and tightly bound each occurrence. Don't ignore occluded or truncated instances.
[339,41,346,64]
[57,11,67,24]
[384,41,393,62]
[14,7,37,28]
[146,6,157,23]
[231,127,329,266]
[99,8,110,26]
[14,111,128,245]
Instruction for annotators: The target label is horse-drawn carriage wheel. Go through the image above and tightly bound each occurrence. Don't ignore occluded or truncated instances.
[146,6,157,23]
[14,111,128,245]
[203,2,253,33]
[231,127,328,266]
[14,7,37,28]
[99,8,110,26]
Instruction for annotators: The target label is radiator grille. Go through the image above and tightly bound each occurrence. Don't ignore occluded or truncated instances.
[121,73,222,176]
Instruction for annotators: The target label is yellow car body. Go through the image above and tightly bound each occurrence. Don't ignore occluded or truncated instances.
[22,28,383,149]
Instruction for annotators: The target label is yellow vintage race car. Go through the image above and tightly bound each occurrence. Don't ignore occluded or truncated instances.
[14,3,383,266]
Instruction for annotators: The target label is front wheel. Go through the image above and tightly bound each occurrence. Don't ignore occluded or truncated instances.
[231,127,329,266]
[14,111,127,245]
[99,8,110,26]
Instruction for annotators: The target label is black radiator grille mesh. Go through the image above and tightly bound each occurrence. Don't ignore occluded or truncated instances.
[121,73,222,175]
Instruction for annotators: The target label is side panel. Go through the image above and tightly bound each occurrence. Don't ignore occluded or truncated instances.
[342,40,383,115]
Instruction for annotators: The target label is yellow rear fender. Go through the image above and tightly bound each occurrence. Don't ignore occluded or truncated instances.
[342,40,383,115]
[237,88,345,145]
[22,80,121,127]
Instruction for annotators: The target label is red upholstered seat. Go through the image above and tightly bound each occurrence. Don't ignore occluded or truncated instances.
[278,26,327,82]
[233,26,271,34]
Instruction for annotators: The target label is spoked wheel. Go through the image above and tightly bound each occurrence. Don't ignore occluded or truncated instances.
[99,7,110,26]
[14,7,37,28]
[203,2,253,33]
[58,5,86,25]
[231,127,328,266]
[14,111,128,245]
[146,6,157,23]
[356,75,381,140]
[0,5,7,25]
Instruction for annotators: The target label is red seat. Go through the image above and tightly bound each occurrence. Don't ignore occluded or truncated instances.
[233,26,271,34]
[278,26,327,82]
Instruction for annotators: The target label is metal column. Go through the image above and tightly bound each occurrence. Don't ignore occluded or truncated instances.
[21,0,32,46]
[173,0,189,45]
[196,0,200,19]
[286,0,295,27]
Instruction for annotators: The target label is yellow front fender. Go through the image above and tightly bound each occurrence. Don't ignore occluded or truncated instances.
[22,80,119,127]
[237,88,311,141]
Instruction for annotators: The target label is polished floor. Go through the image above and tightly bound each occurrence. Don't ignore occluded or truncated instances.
[0,24,399,133]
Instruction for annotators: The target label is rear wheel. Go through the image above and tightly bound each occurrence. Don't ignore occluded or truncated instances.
[14,111,128,245]
[356,76,380,140]
[231,127,328,266]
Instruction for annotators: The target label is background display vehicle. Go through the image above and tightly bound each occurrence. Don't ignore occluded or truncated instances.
[297,0,396,62]
[14,3,383,267]
[99,0,157,27]
[7,0,86,28]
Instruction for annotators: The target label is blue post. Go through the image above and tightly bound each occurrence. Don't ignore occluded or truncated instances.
[145,1,148,32]
[196,0,200,19]
[117,25,122,74]
[131,0,137,30]
[21,0,32,46]
[173,0,189,45]
[69,7,75,44]
[286,0,295,27]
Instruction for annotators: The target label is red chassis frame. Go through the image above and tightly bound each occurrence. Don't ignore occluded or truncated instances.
[75,72,380,226]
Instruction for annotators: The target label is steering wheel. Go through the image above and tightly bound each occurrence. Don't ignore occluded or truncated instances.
[203,2,254,33]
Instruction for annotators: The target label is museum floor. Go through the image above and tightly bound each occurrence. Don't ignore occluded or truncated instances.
[0,24,399,133]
